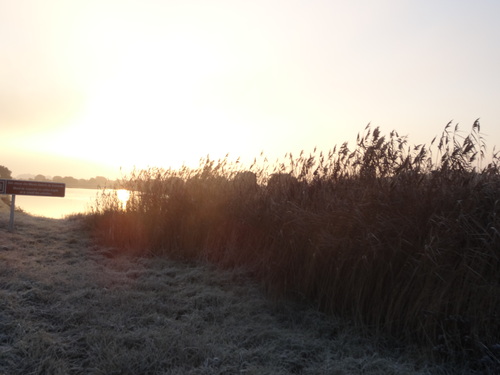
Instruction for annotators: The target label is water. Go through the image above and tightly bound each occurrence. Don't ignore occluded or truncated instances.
[14,188,102,219]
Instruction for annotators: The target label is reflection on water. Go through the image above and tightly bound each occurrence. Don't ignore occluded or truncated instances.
[14,188,102,219]
[116,189,130,210]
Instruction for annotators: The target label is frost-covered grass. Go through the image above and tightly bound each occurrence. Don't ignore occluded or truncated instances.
[0,207,467,374]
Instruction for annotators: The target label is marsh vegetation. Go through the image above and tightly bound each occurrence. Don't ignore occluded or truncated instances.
[86,121,500,372]
[0,203,457,374]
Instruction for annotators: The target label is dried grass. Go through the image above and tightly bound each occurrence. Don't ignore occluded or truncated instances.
[0,206,458,374]
[85,120,500,372]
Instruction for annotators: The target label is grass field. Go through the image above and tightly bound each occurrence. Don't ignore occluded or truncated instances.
[0,203,467,374]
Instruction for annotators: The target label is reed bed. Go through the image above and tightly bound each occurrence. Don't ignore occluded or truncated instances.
[87,120,500,371]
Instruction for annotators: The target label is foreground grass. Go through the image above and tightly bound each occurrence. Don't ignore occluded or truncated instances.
[0,207,465,374]
[87,121,500,372]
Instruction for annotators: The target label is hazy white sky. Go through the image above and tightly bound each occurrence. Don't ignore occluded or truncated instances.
[1,0,499,179]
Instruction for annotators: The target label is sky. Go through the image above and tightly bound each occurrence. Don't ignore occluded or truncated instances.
[1,0,500,179]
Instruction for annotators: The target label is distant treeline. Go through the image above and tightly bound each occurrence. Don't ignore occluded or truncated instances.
[26,175,119,189]
[0,166,119,189]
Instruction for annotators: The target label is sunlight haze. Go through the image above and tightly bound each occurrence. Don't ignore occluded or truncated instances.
[2,0,499,179]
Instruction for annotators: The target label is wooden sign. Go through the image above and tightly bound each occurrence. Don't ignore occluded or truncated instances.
[1,179,66,231]
[0,179,65,197]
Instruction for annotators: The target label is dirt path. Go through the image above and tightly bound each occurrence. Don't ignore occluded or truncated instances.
[0,203,458,374]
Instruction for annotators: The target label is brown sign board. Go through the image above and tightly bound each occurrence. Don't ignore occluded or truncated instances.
[0,179,65,197]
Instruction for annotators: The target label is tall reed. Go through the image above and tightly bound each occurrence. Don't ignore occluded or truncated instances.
[87,120,500,369]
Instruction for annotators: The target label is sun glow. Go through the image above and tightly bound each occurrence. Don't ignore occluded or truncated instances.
[13,2,331,177]
[43,26,257,174]
[116,189,130,209]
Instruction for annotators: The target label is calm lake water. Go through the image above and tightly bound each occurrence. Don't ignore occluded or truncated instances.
[14,188,102,219]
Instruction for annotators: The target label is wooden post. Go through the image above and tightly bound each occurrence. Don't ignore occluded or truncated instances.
[9,194,15,232]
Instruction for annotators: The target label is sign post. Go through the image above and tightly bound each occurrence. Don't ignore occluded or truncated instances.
[0,179,66,231]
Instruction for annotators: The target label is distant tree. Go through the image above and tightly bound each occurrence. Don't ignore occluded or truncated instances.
[0,165,12,179]
[95,176,108,187]
[52,176,64,183]
[34,174,47,181]
[61,176,79,187]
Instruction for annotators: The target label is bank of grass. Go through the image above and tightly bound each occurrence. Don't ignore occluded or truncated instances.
[0,202,459,374]
[88,121,500,372]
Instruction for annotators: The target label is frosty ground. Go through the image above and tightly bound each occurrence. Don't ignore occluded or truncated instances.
[0,201,467,374]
